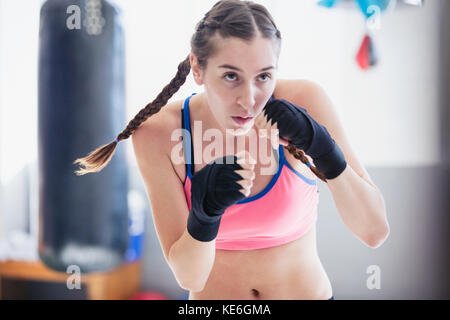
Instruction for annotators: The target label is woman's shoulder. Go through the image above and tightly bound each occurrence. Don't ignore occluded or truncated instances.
[273,78,319,103]
[132,98,185,163]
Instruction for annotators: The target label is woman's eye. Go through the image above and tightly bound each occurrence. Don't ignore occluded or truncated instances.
[223,73,271,82]
[224,73,237,81]
[259,73,271,81]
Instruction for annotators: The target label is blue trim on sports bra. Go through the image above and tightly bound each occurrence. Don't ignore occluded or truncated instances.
[235,144,283,204]
[281,153,317,186]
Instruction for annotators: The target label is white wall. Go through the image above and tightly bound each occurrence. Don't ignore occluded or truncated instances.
[0,0,41,240]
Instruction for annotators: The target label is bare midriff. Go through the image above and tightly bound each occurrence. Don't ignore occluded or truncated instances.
[188,224,333,300]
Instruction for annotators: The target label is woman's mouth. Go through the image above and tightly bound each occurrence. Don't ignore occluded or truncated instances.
[232,116,254,126]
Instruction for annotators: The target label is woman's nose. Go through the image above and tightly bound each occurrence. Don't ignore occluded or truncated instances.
[238,85,256,111]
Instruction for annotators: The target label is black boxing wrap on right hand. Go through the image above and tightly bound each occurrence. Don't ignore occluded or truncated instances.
[264,99,347,180]
[187,155,247,242]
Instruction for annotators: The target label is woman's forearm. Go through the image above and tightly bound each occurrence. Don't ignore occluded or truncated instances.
[327,165,389,248]
[168,227,216,292]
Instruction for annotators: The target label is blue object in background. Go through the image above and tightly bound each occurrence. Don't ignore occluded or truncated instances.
[356,0,390,18]
[318,0,391,18]
[125,190,146,263]
[317,0,342,8]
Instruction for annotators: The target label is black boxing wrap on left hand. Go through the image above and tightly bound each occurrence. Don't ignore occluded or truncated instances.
[264,98,347,180]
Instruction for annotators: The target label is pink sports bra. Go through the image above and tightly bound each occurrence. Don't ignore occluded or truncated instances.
[181,93,320,250]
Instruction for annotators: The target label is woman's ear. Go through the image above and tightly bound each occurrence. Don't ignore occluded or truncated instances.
[190,53,204,85]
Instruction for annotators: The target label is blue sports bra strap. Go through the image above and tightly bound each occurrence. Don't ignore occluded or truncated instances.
[185,93,197,176]
[182,95,194,178]
[277,144,285,169]
[181,107,189,173]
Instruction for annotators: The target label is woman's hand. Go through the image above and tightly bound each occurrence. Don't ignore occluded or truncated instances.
[255,98,316,152]
[255,98,347,180]
[254,109,289,149]
[187,151,256,242]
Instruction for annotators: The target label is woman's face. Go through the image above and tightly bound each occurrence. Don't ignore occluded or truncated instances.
[193,35,279,135]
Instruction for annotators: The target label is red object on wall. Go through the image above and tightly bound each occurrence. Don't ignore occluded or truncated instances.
[356,34,371,70]
[129,291,169,300]
[356,34,378,70]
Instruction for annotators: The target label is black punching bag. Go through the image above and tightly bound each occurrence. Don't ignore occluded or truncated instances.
[38,0,128,273]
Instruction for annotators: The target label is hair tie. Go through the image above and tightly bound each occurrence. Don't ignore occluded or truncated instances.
[306,161,311,167]
[114,138,119,144]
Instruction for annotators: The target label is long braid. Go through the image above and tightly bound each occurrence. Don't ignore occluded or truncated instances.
[117,55,191,141]
[73,54,191,175]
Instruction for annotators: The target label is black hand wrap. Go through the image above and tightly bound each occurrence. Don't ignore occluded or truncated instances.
[187,155,246,242]
[264,99,347,180]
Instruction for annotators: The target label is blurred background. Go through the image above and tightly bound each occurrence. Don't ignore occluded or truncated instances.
[0,0,449,299]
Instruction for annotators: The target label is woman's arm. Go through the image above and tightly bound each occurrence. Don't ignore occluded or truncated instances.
[279,79,389,248]
[326,162,388,248]
[132,119,215,291]
[168,228,216,292]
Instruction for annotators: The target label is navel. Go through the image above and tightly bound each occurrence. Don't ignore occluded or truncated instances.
[251,288,260,298]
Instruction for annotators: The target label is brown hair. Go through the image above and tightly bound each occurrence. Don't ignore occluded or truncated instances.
[73,0,327,182]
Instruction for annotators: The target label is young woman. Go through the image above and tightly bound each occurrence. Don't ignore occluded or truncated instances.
[74,0,389,300]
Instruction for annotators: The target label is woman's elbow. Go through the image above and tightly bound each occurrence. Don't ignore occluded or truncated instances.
[168,258,208,292]
[177,277,207,292]
[365,223,390,249]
